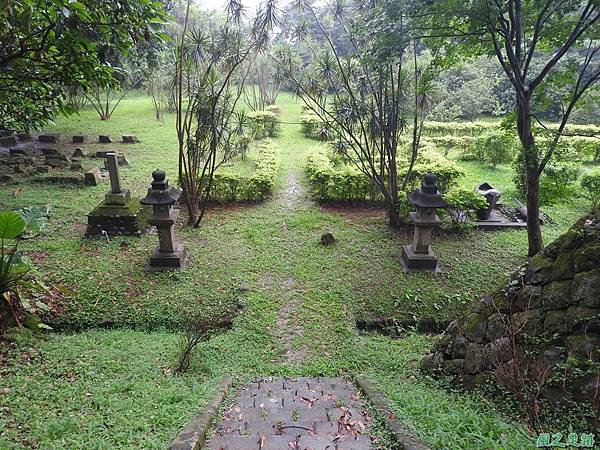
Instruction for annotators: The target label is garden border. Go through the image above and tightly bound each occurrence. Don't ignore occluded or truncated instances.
[169,377,233,450]
[355,375,431,450]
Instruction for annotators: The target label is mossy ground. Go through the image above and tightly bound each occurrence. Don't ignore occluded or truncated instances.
[0,92,589,449]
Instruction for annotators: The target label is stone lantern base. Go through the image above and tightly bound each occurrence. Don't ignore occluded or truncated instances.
[147,243,187,271]
[400,245,442,273]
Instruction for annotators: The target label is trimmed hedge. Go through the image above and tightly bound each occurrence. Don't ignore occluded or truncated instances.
[305,146,464,203]
[247,110,280,139]
[300,111,331,140]
[210,140,279,203]
[424,121,600,139]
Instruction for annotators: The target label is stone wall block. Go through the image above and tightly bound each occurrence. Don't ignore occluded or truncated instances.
[443,358,465,375]
[464,344,487,374]
[573,242,600,273]
[486,313,508,341]
[513,308,546,335]
[464,313,488,343]
[572,269,600,308]
[540,280,574,311]
[484,337,512,366]
[525,255,555,285]
[550,251,575,281]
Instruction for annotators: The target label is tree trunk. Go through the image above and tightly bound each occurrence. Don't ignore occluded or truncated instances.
[516,92,543,256]
[387,205,401,228]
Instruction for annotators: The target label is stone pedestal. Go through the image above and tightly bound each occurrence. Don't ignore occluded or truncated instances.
[86,153,149,236]
[147,210,187,270]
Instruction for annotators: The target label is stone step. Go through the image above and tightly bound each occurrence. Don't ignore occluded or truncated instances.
[203,432,372,450]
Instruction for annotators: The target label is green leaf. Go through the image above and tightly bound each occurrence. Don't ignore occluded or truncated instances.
[0,211,26,239]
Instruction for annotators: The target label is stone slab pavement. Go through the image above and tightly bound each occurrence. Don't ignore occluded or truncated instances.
[203,377,376,450]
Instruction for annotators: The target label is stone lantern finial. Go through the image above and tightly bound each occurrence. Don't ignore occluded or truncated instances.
[400,173,448,272]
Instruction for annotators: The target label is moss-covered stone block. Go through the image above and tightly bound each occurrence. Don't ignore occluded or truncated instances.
[550,251,574,281]
[526,255,555,285]
[464,312,487,343]
[86,197,150,236]
[573,241,600,273]
[540,280,574,311]
[572,269,600,308]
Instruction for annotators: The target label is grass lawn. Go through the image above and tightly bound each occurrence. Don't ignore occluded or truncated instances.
[0,92,588,449]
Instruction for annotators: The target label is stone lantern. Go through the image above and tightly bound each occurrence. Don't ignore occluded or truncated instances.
[140,169,187,270]
[400,173,448,272]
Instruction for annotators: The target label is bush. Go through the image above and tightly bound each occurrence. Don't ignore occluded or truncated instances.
[404,153,465,193]
[539,164,579,205]
[475,130,516,168]
[247,110,280,139]
[210,140,279,203]
[305,148,381,202]
[265,104,281,116]
[300,111,325,139]
[581,168,600,208]
[442,186,489,231]
[306,147,464,202]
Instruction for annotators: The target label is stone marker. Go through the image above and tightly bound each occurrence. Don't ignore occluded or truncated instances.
[122,134,139,144]
[70,160,83,171]
[0,135,18,147]
[141,169,187,270]
[72,135,85,144]
[476,182,502,221]
[72,148,85,158]
[84,168,102,186]
[38,133,59,144]
[400,173,448,273]
[98,135,112,144]
[86,153,149,236]
[320,232,335,245]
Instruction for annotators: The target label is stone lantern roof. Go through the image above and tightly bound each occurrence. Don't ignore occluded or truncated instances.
[140,169,182,206]
[407,173,449,209]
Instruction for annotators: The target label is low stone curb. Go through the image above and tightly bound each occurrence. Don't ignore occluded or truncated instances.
[355,376,430,450]
[169,377,233,450]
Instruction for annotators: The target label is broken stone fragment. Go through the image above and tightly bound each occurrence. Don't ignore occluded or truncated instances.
[98,135,112,144]
[320,232,335,245]
[72,135,85,144]
[84,167,102,186]
[38,133,59,144]
[122,134,139,144]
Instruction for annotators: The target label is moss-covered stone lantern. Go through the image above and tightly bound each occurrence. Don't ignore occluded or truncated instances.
[140,169,187,270]
[400,173,448,272]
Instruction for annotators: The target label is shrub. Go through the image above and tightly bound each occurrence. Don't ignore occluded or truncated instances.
[442,186,489,231]
[210,140,279,203]
[581,168,600,208]
[300,112,324,139]
[247,110,280,139]
[539,164,579,205]
[265,104,281,116]
[405,153,465,193]
[306,147,464,202]
[475,130,516,168]
[305,148,381,202]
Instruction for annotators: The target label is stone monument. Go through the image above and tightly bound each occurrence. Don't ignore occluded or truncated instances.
[86,153,149,236]
[400,173,448,272]
[141,169,187,270]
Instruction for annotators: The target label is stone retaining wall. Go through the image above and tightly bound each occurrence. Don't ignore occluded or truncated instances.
[421,207,600,407]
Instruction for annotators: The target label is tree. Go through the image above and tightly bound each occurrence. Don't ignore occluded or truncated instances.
[174,0,277,227]
[279,0,433,227]
[0,0,167,130]
[422,1,600,256]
